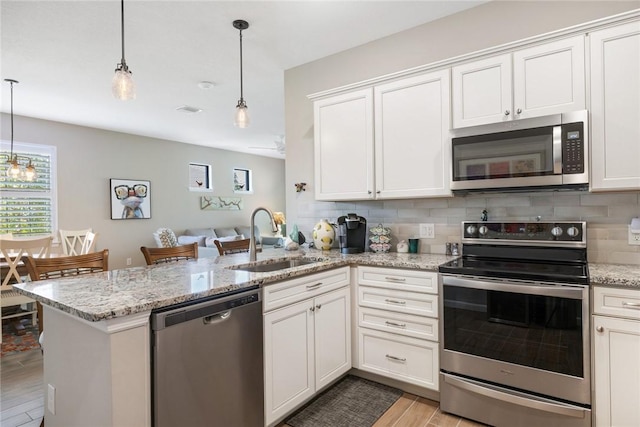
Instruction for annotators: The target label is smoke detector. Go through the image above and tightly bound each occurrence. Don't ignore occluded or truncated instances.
[176,105,202,114]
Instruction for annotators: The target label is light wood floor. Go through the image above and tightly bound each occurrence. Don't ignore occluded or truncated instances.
[2,349,485,427]
[1,349,44,427]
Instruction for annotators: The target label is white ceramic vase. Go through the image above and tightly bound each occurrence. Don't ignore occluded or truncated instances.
[312,219,335,250]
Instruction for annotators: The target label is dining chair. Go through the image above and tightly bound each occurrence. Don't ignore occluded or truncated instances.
[0,236,53,332]
[140,243,198,265]
[59,228,93,256]
[25,249,110,338]
[80,231,99,254]
[214,238,251,256]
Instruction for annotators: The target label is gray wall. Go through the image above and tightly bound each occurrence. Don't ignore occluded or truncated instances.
[1,114,285,269]
[284,1,640,265]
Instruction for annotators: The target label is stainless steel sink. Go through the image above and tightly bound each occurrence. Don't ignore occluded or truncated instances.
[231,258,319,273]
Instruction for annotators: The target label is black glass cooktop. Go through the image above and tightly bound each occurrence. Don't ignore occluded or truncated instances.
[439,256,589,285]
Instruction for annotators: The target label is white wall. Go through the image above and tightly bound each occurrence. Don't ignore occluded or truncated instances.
[283,1,640,265]
[1,114,285,269]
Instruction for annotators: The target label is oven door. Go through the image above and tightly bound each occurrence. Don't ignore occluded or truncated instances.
[440,274,590,406]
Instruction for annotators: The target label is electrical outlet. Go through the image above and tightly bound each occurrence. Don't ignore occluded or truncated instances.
[126,257,132,266]
[629,226,640,246]
[48,384,56,414]
[419,223,435,239]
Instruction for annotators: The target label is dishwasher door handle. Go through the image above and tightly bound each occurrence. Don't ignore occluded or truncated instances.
[203,310,231,324]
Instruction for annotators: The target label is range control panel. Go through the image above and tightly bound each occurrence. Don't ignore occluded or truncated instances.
[462,221,586,245]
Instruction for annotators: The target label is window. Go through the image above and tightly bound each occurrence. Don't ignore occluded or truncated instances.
[0,141,57,236]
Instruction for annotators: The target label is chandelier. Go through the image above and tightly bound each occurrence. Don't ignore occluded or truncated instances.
[3,79,36,181]
[233,19,250,128]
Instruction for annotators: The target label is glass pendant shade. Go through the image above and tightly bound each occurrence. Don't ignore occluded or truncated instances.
[234,100,250,128]
[7,157,21,179]
[112,68,135,100]
[24,160,37,181]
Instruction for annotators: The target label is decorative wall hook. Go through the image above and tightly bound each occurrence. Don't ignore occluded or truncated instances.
[294,182,307,192]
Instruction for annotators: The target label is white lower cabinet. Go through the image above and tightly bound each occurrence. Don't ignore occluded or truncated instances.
[355,266,439,391]
[263,267,351,426]
[593,286,640,427]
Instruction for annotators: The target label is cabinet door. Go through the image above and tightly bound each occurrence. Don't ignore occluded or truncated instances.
[593,315,640,427]
[590,21,640,191]
[513,35,585,119]
[264,300,315,426]
[313,89,374,200]
[452,54,512,128]
[314,287,351,390]
[374,71,451,198]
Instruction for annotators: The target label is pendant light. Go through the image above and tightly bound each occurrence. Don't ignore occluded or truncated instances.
[233,19,250,128]
[112,0,135,100]
[3,79,36,181]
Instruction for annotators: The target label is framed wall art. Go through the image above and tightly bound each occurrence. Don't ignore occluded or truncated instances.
[233,168,253,193]
[110,178,151,220]
[189,162,212,191]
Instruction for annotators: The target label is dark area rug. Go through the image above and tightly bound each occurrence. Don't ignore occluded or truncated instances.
[1,319,40,357]
[285,375,403,427]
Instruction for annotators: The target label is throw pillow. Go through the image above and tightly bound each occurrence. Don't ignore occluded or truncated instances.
[156,228,178,248]
[177,235,206,247]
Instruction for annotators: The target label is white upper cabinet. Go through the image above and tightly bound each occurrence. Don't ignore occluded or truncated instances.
[589,20,640,191]
[313,89,374,201]
[452,35,586,128]
[374,70,451,199]
[313,70,451,201]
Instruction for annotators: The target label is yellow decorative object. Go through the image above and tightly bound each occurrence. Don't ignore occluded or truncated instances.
[312,219,335,250]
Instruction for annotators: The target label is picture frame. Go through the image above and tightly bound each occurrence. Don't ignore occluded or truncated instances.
[233,168,253,193]
[189,162,212,192]
[110,178,151,220]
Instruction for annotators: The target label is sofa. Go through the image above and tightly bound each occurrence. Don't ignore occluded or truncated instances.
[154,226,282,258]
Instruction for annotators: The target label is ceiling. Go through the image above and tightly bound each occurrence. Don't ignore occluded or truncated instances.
[1,0,485,159]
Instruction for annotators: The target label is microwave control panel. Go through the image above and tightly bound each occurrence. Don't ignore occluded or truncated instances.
[562,121,584,174]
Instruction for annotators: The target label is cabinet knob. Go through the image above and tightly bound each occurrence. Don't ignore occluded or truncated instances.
[504,110,511,116]
[310,306,315,312]
[376,190,381,194]
[315,304,322,310]
[596,326,604,333]
[516,108,522,114]
[368,190,372,195]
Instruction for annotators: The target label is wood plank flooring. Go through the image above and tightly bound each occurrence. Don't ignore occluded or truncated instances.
[1,349,44,427]
[2,349,485,427]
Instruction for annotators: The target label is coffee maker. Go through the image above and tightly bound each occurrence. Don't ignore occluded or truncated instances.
[336,213,367,254]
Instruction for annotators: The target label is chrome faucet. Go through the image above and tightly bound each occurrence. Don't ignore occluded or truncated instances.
[249,207,279,261]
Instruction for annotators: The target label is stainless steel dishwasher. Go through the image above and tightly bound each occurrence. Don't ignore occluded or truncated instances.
[151,287,263,427]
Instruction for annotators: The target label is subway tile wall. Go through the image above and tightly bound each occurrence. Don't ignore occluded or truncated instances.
[297,190,640,265]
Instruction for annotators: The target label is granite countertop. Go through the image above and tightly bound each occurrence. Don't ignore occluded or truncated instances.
[13,248,452,322]
[588,262,640,288]
[14,247,640,322]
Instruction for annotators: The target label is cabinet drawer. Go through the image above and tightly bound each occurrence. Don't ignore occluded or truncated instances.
[358,286,438,318]
[358,266,437,294]
[593,286,640,320]
[263,267,350,312]
[358,327,438,390]
[358,306,438,341]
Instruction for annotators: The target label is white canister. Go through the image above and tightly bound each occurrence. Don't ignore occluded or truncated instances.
[397,240,409,253]
[312,219,335,250]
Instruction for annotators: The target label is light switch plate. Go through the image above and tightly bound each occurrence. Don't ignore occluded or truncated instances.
[629,226,640,245]
[420,223,435,239]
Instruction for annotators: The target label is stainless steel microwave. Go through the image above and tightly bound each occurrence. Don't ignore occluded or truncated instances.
[450,110,588,192]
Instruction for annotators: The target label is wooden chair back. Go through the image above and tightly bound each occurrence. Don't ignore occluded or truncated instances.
[214,238,251,255]
[25,250,109,336]
[140,243,198,265]
[0,236,53,288]
[59,228,93,256]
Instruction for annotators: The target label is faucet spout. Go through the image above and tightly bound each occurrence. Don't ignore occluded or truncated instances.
[249,207,278,261]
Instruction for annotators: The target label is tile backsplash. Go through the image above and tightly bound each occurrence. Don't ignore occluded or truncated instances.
[297,190,640,266]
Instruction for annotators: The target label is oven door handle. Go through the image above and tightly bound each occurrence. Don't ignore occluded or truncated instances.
[443,373,589,419]
[442,275,585,299]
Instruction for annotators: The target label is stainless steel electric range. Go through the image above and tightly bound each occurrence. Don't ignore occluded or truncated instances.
[438,220,591,427]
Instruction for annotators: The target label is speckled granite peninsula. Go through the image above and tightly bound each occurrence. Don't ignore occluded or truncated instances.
[14,247,453,322]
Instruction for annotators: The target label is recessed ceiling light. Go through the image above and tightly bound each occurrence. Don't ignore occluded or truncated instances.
[176,105,202,114]
[198,81,216,90]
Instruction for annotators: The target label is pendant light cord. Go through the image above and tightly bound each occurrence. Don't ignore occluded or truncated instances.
[239,28,244,102]
[120,0,126,66]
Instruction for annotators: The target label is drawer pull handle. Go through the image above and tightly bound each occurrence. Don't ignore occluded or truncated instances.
[385,321,406,328]
[385,354,407,362]
[385,277,406,282]
[622,301,640,309]
[384,298,406,305]
[306,282,322,290]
